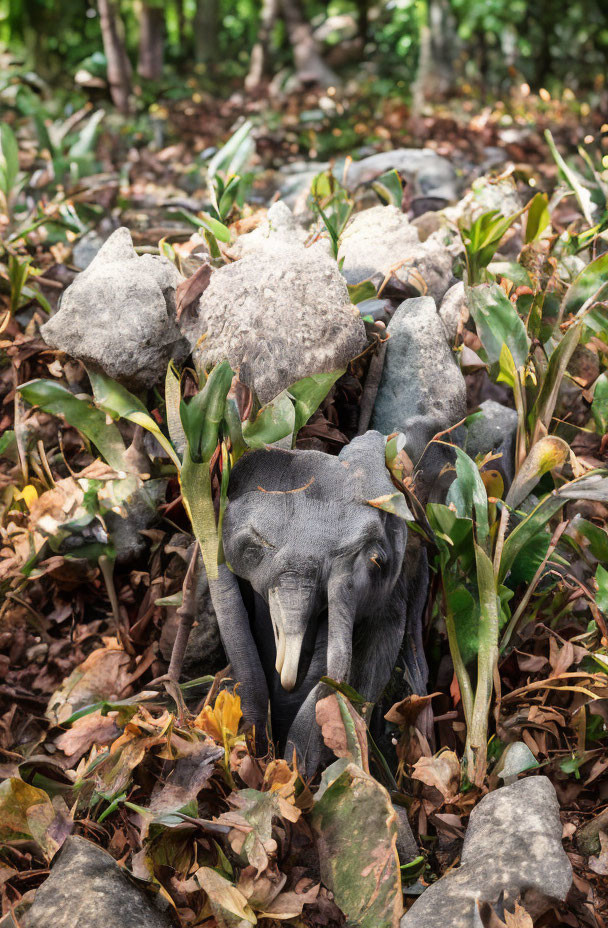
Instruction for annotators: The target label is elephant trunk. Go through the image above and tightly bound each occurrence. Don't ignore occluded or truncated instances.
[268,581,317,692]
[326,573,355,684]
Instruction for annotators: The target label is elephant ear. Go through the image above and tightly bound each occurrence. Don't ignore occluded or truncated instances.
[227,446,340,501]
[338,430,396,501]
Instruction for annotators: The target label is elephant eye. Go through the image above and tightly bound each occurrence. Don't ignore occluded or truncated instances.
[369,548,387,570]
[240,543,264,570]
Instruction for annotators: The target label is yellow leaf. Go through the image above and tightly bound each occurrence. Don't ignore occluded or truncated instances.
[194,689,242,745]
[18,484,38,509]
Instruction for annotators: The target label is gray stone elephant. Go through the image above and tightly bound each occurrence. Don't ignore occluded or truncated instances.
[209,430,429,774]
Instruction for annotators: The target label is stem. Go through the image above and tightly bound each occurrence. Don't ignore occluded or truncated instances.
[441,577,474,727]
[466,544,499,787]
[167,545,203,682]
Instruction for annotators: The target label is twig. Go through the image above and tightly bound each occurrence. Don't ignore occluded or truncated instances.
[357,338,387,435]
[167,544,203,683]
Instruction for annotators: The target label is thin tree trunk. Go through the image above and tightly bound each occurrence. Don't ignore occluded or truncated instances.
[97,0,132,113]
[138,3,165,81]
[194,0,220,65]
[245,0,280,90]
[355,0,368,45]
[280,0,337,87]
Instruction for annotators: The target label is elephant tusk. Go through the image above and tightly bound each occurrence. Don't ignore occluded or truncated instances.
[268,587,309,692]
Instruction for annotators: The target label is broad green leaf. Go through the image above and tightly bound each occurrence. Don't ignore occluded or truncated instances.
[448,584,479,666]
[289,368,345,437]
[545,130,596,226]
[68,109,104,159]
[165,362,186,456]
[595,564,608,615]
[242,391,295,449]
[531,319,581,435]
[88,368,182,471]
[507,531,551,588]
[445,445,490,548]
[499,471,608,583]
[592,372,608,434]
[207,119,254,179]
[372,169,403,207]
[505,436,570,510]
[18,379,128,472]
[312,761,401,928]
[180,449,219,579]
[347,279,377,304]
[181,361,233,462]
[569,515,608,564]
[0,429,15,455]
[0,123,19,198]
[524,193,550,243]
[174,208,231,243]
[467,283,530,369]
[562,252,608,317]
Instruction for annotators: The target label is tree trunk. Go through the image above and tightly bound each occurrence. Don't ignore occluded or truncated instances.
[97,0,132,113]
[411,0,455,115]
[245,0,280,90]
[138,3,165,81]
[355,0,368,45]
[280,0,337,87]
[194,0,220,66]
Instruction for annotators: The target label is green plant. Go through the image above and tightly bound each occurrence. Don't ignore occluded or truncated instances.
[309,169,353,259]
[20,362,344,582]
[428,443,607,786]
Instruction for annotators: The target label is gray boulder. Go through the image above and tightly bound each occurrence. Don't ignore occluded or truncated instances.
[465,399,518,489]
[41,227,190,391]
[438,280,467,343]
[371,296,466,496]
[401,777,572,927]
[189,240,367,404]
[343,148,458,205]
[338,206,455,305]
[23,836,172,928]
[227,201,309,260]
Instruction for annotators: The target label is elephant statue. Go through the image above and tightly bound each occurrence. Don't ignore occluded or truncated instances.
[208,430,429,774]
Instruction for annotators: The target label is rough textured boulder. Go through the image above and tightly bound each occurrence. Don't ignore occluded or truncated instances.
[189,240,367,403]
[438,280,467,343]
[401,777,572,927]
[41,227,190,390]
[338,205,455,305]
[343,148,458,205]
[227,200,309,259]
[371,296,466,496]
[23,836,172,928]
[465,399,519,489]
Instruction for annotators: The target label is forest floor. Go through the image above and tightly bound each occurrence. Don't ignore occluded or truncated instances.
[1,84,608,927]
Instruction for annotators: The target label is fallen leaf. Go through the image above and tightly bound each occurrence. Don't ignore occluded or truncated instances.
[55,712,120,763]
[0,778,72,860]
[411,751,461,800]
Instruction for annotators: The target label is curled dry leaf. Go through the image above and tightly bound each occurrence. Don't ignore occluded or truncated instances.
[54,711,120,763]
[46,639,135,725]
[0,778,72,861]
[316,692,368,769]
[411,750,461,800]
[195,866,256,925]
[385,692,438,727]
